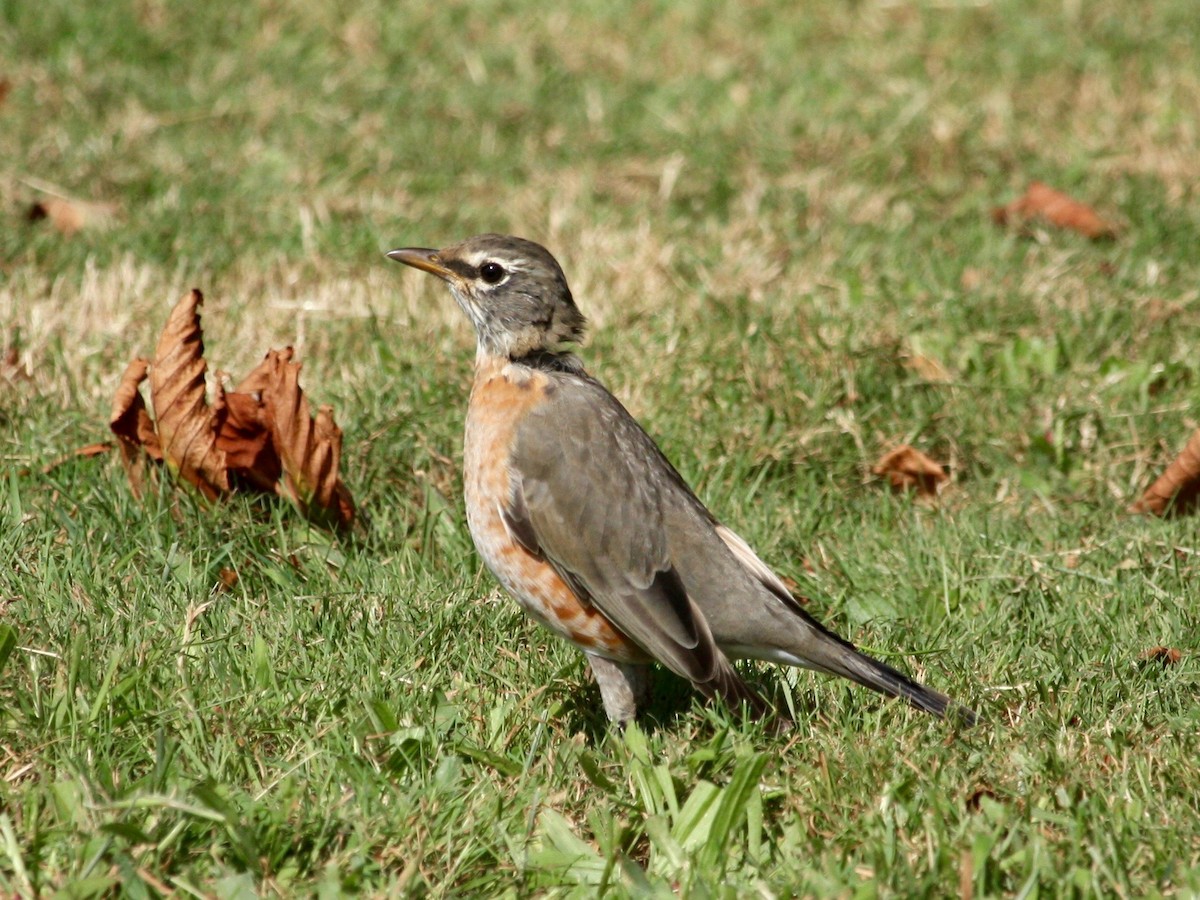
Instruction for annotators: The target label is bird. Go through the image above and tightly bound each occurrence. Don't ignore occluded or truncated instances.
[387,233,976,728]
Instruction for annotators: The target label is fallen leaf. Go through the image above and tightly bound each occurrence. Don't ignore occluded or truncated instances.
[148,290,229,501]
[1140,646,1182,667]
[26,196,117,236]
[992,181,1117,240]
[873,444,949,496]
[1130,428,1200,516]
[215,382,281,493]
[217,567,239,591]
[263,348,356,529]
[109,357,163,497]
[110,358,163,459]
[233,352,277,395]
[111,292,359,530]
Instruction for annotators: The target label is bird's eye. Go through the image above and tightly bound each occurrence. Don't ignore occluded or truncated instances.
[479,262,506,284]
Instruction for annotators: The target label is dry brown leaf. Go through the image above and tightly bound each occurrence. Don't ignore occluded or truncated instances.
[26,196,117,236]
[261,348,356,529]
[215,383,281,493]
[149,290,229,501]
[1139,646,1182,667]
[109,357,163,497]
[217,567,239,591]
[233,352,276,395]
[1130,428,1200,516]
[110,357,163,459]
[110,292,359,529]
[992,181,1117,240]
[873,444,949,497]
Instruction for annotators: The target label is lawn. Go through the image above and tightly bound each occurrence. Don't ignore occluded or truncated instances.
[2,0,1199,895]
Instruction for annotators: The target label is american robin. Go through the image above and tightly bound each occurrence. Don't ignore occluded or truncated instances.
[387,234,976,727]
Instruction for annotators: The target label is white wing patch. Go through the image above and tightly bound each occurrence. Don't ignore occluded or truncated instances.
[714,523,825,669]
[714,524,796,601]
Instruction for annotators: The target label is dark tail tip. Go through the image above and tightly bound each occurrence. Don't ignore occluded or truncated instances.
[896,676,979,727]
[846,652,979,727]
[891,674,981,728]
[946,701,980,728]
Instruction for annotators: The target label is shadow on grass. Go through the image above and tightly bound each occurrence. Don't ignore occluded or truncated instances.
[557,663,805,743]
[555,666,700,743]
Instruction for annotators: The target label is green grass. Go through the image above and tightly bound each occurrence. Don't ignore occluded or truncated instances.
[3,0,1200,895]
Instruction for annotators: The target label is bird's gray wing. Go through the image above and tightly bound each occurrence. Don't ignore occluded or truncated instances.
[502,375,734,692]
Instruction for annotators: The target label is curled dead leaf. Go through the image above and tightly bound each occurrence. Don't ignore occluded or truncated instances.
[262,349,356,530]
[873,444,949,497]
[109,357,163,497]
[1130,428,1200,517]
[149,290,228,501]
[234,352,276,396]
[992,181,1117,241]
[215,382,280,493]
[111,292,359,530]
[26,196,117,236]
[1139,646,1182,667]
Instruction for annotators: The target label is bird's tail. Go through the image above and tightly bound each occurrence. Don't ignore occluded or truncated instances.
[711,524,976,724]
[829,642,978,726]
[761,605,979,725]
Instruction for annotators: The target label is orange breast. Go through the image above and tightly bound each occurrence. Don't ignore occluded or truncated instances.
[463,355,646,662]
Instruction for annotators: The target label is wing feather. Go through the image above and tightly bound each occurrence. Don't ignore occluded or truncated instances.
[505,374,720,684]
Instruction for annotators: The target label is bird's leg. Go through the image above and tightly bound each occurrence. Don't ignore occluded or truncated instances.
[586,654,651,724]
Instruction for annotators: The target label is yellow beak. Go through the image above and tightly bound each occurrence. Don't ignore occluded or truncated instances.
[385,247,455,281]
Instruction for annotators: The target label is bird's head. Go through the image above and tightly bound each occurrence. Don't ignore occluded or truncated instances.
[387,233,587,361]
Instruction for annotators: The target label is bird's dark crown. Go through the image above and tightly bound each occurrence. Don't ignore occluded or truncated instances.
[388,233,587,362]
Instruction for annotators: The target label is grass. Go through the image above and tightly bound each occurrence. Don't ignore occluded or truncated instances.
[3,0,1200,894]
